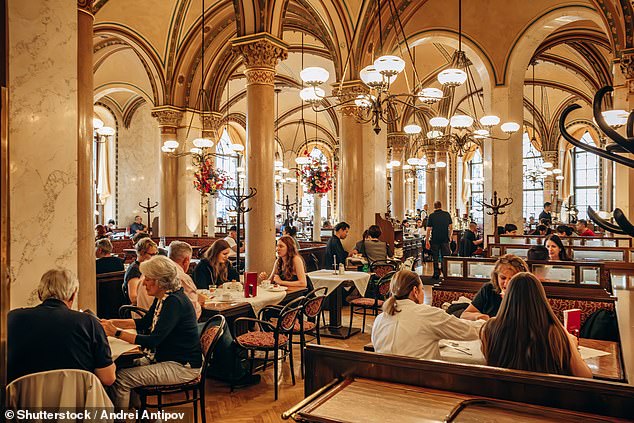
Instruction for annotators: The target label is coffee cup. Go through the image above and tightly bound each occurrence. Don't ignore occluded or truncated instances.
[262,280,271,289]
[220,292,232,301]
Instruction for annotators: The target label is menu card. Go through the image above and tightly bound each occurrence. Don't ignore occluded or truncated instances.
[563,308,581,337]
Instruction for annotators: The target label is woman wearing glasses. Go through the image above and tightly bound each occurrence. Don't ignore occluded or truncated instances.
[461,254,528,321]
[124,237,159,304]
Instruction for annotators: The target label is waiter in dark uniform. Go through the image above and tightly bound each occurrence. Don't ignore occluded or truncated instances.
[425,201,453,280]
[539,202,552,225]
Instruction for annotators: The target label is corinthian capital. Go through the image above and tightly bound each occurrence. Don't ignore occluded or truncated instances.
[333,81,368,116]
[387,132,409,154]
[151,107,183,128]
[232,33,288,70]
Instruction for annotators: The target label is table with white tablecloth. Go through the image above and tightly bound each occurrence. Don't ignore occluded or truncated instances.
[201,287,287,317]
[307,270,372,339]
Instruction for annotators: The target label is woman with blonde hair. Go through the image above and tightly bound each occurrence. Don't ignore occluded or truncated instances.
[371,270,480,360]
[461,254,528,321]
[261,235,308,288]
[480,272,592,378]
[193,239,239,289]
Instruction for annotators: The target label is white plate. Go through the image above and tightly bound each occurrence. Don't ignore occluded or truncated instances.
[267,286,288,292]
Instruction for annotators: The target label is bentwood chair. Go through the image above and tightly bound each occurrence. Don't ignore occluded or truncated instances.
[133,315,225,423]
[118,305,148,319]
[347,271,395,335]
[234,297,304,400]
[295,287,328,378]
[370,259,399,278]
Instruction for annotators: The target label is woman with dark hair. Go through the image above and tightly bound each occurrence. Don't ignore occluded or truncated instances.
[545,234,572,261]
[480,272,592,378]
[461,254,529,321]
[193,239,239,289]
[372,270,479,360]
[555,225,573,237]
[261,235,307,288]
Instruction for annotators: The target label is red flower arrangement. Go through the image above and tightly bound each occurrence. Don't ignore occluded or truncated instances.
[193,158,229,196]
[302,158,333,194]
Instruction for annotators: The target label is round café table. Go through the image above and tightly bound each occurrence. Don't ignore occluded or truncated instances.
[307,270,371,339]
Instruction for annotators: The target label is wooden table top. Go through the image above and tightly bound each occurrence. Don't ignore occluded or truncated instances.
[293,378,628,423]
[363,338,624,382]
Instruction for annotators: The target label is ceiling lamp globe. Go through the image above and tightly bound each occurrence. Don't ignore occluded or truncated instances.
[601,109,629,128]
[295,156,310,165]
[300,67,329,86]
[435,161,447,168]
[190,147,203,154]
[354,94,373,108]
[97,126,115,136]
[545,170,554,176]
[192,137,213,148]
[407,157,420,166]
[402,164,412,170]
[360,65,384,89]
[390,160,401,167]
[164,140,179,149]
[555,175,564,181]
[93,117,104,129]
[430,117,449,128]
[404,123,422,134]
[450,115,474,128]
[274,160,284,168]
[161,145,173,153]
[479,115,501,127]
[299,87,325,103]
[373,55,406,77]
[552,168,562,174]
[281,168,290,174]
[274,175,282,181]
[437,68,467,87]
[231,143,245,152]
[473,129,490,139]
[542,161,553,169]
[418,88,443,104]
[426,130,443,139]
[500,121,520,133]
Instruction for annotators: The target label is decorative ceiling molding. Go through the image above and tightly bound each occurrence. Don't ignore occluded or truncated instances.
[122,96,147,128]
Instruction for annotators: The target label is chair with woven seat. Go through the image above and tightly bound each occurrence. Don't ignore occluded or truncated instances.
[370,259,399,278]
[133,315,225,423]
[295,287,328,378]
[347,271,395,335]
[233,297,304,400]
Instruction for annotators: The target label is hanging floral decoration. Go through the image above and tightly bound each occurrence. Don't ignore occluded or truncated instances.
[302,158,333,194]
[193,158,230,196]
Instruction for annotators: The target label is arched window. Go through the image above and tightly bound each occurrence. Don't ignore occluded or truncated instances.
[215,128,238,220]
[523,132,544,220]
[573,132,600,219]
[468,149,484,226]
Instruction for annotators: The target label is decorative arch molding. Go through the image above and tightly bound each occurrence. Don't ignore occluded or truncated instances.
[276,120,338,147]
[525,79,592,105]
[290,138,337,162]
[122,96,147,129]
[537,53,603,93]
[275,103,339,136]
[561,118,603,150]
[591,0,633,51]
[94,82,155,105]
[535,27,612,57]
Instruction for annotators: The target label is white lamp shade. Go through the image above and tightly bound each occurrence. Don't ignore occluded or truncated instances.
[435,160,447,168]
[299,87,325,102]
[406,177,415,182]
[552,168,562,174]
[437,68,467,86]
[555,175,564,181]
[601,109,629,127]
[231,143,245,152]
[407,157,420,165]
[545,170,553,176]
[97,126,115,136]
[354,94,373,108]
[164,140,179,149]
[274,160,284,168]
[479,115,500,127]
[404,123,422,134]
[390,160,401,167]
[93,117,104,129]
[430,117,449,128]
[542,161,553,169]
[360,65,384,88]
[450,115,474,128]
[236,166,245,173]
[289,178,297,183]
[190,147,203,154]
[402,164,412,170]
[473,129,490,138]
[161,145,173,152]
[300,67,330,86]
[295,156,311,165]
[373,55,406,76]
[280,168,290,173]
[274,175,282,180]
[426,130,443,139]
[500,122,520,133]
[192,137,213,148]
[418,87,443,103]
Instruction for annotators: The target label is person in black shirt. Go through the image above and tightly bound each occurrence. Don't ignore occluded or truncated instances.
[193,239,239,289]
[538,202,552,225]
[101,256,202,410]
[8,268,115,385]
[459,222,483,257]
[129,215,147,235]
[324,221,350,269]
[96,238,124,274]
[425,201,453,279]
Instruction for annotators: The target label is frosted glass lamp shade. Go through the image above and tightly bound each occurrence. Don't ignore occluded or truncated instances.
[430,117,449,128]
[300,67,330,86]
[450,115,474,128]
[190,147,203,154]
[231,143,245,152]
[295,156,310,165]
[402,165,412,170]
[93,117,104,129]
[404,124,422,134]
[299,87,325,103]
[435,161,447,168]
[407,157,420,165]
[274,160,284,168]
[552,168,562,174]
[437,68,467,86]
[418,87,443,103]
[555,175,564,181]
[601,109,629,128]
[473,129,490,138]
[193,137,213,148]
[479,115,500,127]
[374,55,406,77]
[426,130,443,139]
[360,65,384,89]
[542,161,553,169]
[97,126,115,136]
[164,140,179,149]
[389,160,401,167]
[500,122,520,133]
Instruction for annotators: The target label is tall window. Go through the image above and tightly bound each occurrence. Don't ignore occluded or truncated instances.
[216,128,238,220]
[468,150,484,226]
[300,147,328,218]
[523,132,544,220]
[416,167,426,210]
[573,132,600,219]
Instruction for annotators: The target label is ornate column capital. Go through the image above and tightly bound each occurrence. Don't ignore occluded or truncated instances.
[151,106,183,135]
[541,150,559,164]
[232,33,288,86]
[387,132,408,155]
[333,80,368,117]
[201,111,224,138]
[78,0,94,14]
[618,48,634,95]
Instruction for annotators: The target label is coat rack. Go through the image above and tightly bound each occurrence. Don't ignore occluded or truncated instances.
[139,197,159,235]
[476,191,513,243]
[276,194,297,228]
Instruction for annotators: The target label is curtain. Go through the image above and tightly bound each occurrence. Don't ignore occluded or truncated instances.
[461,146,478,204]
[96,141,111,203]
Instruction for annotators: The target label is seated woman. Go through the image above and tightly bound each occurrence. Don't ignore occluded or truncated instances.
[193,239,239,289]
[100,256,203,409]
[261,235,308,288]
[124,237,158,304]
[480,272,592,378]
[372,270,480,360]
[545,234,572,261]
[461,254,528,321]
[556,225,573,237]
[352,225,392,262]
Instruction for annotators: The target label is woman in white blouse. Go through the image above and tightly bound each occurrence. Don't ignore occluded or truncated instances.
[372,270,480,360]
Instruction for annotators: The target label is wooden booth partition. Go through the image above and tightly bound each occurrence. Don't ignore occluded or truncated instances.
[299,345,634,421]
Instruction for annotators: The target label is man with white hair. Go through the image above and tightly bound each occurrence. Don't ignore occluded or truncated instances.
[136,241,201,319]
[8,268,116,386]
[95,238,124,274]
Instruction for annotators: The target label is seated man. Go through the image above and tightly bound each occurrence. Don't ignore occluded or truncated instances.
[96,238,124,274]
[576,219,596,237]
[8,269,115,385]
[101,256,202,410]
[504,223,518,235]
[352,225,392,262]
[459,222,483,257]
[325,222,350,269]
[223,225,244,258]
[129,215,147,235]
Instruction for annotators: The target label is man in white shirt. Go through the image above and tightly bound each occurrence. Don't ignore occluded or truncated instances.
[223,226,244,258]
[372,270,480,360]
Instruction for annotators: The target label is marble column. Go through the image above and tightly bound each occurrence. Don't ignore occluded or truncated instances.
[614,51,634,216]
[77,0,95,309]
[232,34,287,272]
[313,194,322,241]
[362,128,387,228]
[9,0,79,307]
[388,132,407,221]
[335,81,368,250]
[151,107,183,237]
[424,149,436,207]
[201,112,224,236]
[542,150,559,204]
[435,149,449,209]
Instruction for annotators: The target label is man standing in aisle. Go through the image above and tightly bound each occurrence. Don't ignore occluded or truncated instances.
[425,201,453,280]
[539,202,552,225]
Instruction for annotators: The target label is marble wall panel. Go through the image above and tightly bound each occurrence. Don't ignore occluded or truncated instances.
[8,0,78,308]
[117,104,160,230]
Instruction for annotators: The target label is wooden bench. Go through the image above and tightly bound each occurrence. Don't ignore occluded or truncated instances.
[486,234,633,248]
[96,270,127,319]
